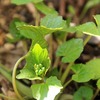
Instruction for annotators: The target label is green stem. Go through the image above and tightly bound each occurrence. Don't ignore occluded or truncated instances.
[59,65,63,78]
[0,94,17,100]
[53,57,60,68]
[92,88,99,100]
[61,62,74,84]
[61,35,92,85]
[63,79,72,89]
[83,35,91,46]
[12,56,26,100]
[59,63,65,78]
[55,79,72,100]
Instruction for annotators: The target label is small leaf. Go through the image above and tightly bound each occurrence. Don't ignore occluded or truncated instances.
[71,64,85,73]
[18,25,62,38]
[86,59,100,79]
[94,14,100,27]
[11,0,43,5]
[35,2,58,15]
[72,59,100,82]
[9,19,25,42]
[9,19,48,47]
[72,66,94,82]
[40,15,67,31]
[16,44,51,80]
[76,22,100,36]
[73,86,93,100]
[31,76,62,100]
[76,14,100,36]
[97,79,100,89]
[16,67,41,80]
[56,39,83,63]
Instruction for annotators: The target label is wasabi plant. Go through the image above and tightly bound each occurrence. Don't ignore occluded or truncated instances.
[1,0,100,100]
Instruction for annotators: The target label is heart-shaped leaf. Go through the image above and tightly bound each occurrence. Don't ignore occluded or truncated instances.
[40,15,67,31]
[72,59,100,82]
[56,39,83,63]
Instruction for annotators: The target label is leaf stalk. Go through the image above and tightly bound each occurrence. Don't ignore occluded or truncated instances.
[12,56,26,100]
[61,35,92,84]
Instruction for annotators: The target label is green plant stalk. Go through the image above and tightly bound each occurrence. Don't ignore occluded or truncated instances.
[59,65,63,78]
[53,57,60,68]
[61,62,74,84]
[83,35,91,46]
[92,88,100,100]
[12,56,26,100]
[0,64,32,98]
[55,79,72,100]
[61,35,92,84]
[63,79,72,89]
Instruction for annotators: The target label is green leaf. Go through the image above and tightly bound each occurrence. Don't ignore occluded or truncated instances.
[30,37,47,50]
[73,86,93,100]
[76,14,100,36]
[11,0,43,5]
[71,64,85,73]
[17,15,68,38]
[40,15,67,31]
[17,25,62,38]
[31,76,62,100]
[16,67,41,80]
[86,59,100,79]
[76,22,100,36]
[9,18,25,42]
[35,2,58,15]
[72,66,94,82]
[16,44,51,80]
[94,15,100,27]
[72,59,100,82]
[97,79,100,89]
[56,39,83,63]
